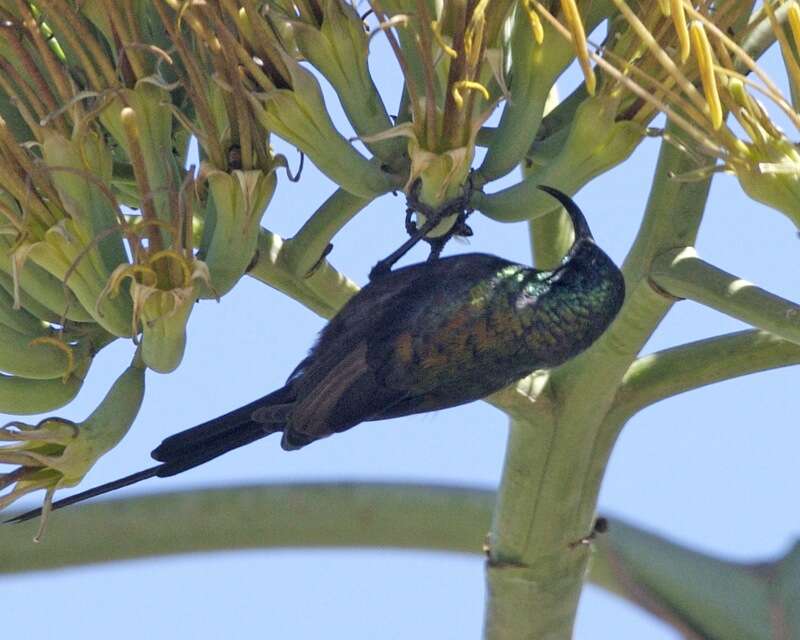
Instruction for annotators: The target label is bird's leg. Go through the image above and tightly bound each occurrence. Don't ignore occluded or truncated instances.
[368,214,442,280]
[424,214,474,262]
[369,180,439,280]
[422,176,476,262]
[369,176,478,279]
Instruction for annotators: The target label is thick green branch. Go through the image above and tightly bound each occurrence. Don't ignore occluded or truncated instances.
[482,121,714,639]
[651,247,800,346]
[0,484,491,573]
[593,520,782,640]
[528,210,574,269]
[4,484,797,640]
[611,330,800,421]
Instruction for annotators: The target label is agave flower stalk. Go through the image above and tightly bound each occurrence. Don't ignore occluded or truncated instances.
[354,0,504,238]
[0,2,227,379]
[160,0,394,198]
[152,7,280,298]
[598,0,800,229]
[475,0,758,223]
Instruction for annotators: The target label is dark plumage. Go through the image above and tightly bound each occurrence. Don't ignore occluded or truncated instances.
[9,186,624,523]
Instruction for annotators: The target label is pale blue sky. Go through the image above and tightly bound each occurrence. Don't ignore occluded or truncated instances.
[2,29,799,640]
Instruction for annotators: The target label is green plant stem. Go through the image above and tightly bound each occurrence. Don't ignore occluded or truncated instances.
[4,483,798,640]
[281,188,372,277]
[593,520,773,639]
[651,247,800,345]
[1,484,493,573]
[248,229,358,319]
[611,330,800,421]
[741,2,790,73]
[592,512,800,639]
[483,122,713,639]
[528,210,574,269]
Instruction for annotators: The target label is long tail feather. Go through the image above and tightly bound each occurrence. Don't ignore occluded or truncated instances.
[151,386,292,462]
[155,420,283,477]
[6,388,293,523]
[5,466,162,523]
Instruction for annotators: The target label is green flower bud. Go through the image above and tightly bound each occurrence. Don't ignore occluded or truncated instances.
[477,95,643,221]
[737,156,800,229]
[201,167,277,297]
[291,0,402,164]
[102,253,211,373]
[22,219,134,336]
[99,84,181,225]
[0,361,90,415]
[0,362,145,539]
[479,1,613,181]
[249,52,393,198]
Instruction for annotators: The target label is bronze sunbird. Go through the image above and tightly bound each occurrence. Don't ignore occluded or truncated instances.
[10,186,624,522]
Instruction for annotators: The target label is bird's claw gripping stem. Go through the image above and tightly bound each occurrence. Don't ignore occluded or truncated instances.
[369,176,477,280]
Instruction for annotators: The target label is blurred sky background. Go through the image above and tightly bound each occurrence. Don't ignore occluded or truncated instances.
[2,17,799,640]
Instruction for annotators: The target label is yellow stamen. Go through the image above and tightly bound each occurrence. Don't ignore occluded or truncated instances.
[559,0,596,95]
[609,0,707,113]
[657,0,670,15]
[451,81,491,108]
[430,20,457,58]
[683,4,800,132]
[524,0,544,44]
[464,0,489,70]
[534,0,724,157]
[690,21,723,130]
[670,0,690,62]
[788,1,800,49]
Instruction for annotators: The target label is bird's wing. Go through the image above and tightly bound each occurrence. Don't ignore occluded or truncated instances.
[284,255,520,441]
[365,258,539,413]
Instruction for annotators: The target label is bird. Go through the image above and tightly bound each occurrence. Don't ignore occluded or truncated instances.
[8,186,625,523]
